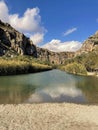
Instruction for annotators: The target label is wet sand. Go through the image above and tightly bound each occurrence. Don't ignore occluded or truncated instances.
[0,103,98,130]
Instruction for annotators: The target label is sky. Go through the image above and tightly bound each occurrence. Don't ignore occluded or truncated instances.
[0,0,98,52]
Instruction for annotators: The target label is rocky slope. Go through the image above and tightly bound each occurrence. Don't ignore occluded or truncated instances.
[76,31,98,56]
[0,20,37,57]
[0,20,98,65]
[63,31,98,74]
[36,47,74,64]
[0,20,74,64]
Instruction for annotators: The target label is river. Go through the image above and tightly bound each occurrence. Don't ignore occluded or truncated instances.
[0,69,98,104]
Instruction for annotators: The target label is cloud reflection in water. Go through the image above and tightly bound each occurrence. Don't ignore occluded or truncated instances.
[25,84,86,104]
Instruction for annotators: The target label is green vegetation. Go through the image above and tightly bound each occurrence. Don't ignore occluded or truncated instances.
[59,50,98,76]
[60,63,87,75]
[0,56,52,75]
[0,47,98,76]
[71,51,98,72]
[84,52,98,71]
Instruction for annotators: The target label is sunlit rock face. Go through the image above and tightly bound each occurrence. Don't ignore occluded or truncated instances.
[0,20,37,56]
[0,20,75,64]
[36,47,74,64]
[1,20,98,65]
[76,31,98,56]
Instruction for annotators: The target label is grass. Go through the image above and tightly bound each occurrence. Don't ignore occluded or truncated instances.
[0,56,52,75]
[58,49,98,76]
[59,63,87,76]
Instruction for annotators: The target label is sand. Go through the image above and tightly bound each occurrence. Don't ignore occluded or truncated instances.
[0,103,98,130]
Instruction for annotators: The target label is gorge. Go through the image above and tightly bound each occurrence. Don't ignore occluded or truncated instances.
[0,20,98,75]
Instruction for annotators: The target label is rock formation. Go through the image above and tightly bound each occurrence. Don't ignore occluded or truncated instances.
[1,20,98,65]
[0,20,37,57]
[76,31,98,56]
[36,47,74,64]
[0,20,74,64]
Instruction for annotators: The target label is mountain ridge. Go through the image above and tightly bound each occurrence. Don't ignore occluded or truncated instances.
[0,20,98,65]
[76,31,98,56]
[0,20,74,64]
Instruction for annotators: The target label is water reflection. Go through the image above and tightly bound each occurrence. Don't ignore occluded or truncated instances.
[76,76,98,104]
[25,85,86,103]
[0,70,98,104]
[0,76,36,104]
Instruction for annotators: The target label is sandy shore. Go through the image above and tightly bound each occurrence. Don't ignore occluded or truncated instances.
[0,103,98,130]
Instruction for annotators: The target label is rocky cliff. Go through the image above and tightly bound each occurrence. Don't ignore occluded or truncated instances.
[1,20,98,65]
[37,47,74,64]
[0,20,37,57]
[76,31,98,56]
[0,20,74,64]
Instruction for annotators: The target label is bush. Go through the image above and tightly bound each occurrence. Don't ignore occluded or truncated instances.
[65,63,87,75]
[0,56,52,75]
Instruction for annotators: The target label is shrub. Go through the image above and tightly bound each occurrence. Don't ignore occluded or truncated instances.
[65,62,87,75]
[0,57,52,75]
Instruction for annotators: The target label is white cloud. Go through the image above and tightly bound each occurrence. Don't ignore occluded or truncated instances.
[64,27,77,36]
[0,0,9,22]
[0,1,81,48]
[42,39,81,52]
[30,33,44,45]
[9,8,45,33]
[0,1,45,45]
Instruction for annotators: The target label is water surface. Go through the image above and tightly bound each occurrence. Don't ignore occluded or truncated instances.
[0,69,98,104]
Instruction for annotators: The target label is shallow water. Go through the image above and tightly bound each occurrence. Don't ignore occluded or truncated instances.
[0,69,98,104]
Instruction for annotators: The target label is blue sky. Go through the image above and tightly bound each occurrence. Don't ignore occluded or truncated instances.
[0,0,98,52]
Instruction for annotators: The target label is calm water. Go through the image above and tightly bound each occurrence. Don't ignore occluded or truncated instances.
[0,69,98,104]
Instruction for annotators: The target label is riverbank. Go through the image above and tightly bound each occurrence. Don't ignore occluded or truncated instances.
[59,65,98,77]
[0,56,52,75]
[0,103,98,130]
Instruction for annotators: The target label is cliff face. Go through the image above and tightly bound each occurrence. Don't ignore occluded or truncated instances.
[0,20,74,64]
[0,20,37,57]
[1,20,98,65]
[76,31,98,56]
[37,47,74,64]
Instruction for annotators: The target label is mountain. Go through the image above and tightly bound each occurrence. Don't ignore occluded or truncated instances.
[76,31,98,56]
[64,31,98,75]
[0,20,74,64]
[0,20,98,75]
[0,20,37,57]
[0,20,98,66]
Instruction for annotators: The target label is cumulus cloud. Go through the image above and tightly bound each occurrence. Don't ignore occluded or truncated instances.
[64,27,77,36]
[42,39,82,52]
[0,0,45,45]
[30,33,44,45]
[0,0,9,22]
[9,8,45,33]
